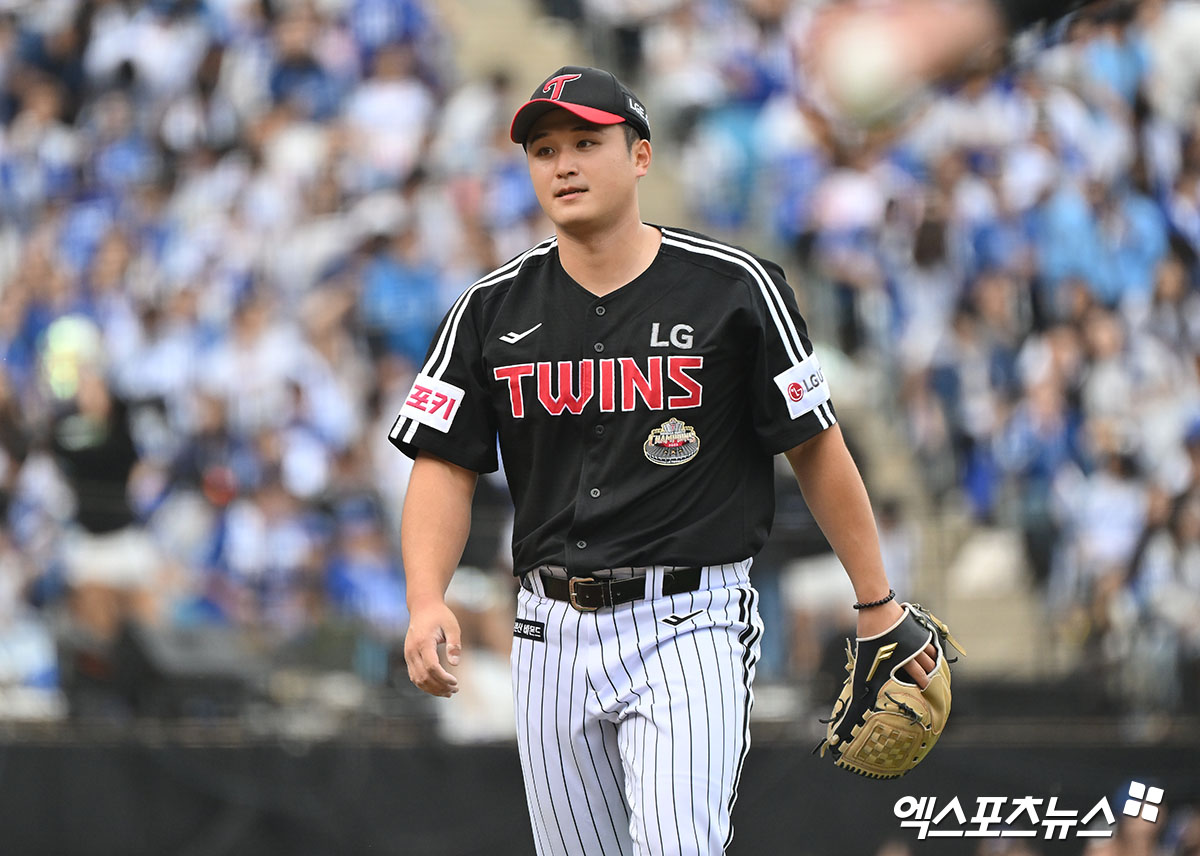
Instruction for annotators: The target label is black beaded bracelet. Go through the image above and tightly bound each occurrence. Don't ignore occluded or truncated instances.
[853,589,896,610]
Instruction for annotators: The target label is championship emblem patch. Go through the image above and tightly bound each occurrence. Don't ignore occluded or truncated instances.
[643,417,700,466]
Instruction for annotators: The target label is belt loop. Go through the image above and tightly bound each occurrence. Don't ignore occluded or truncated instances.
[647,567,663,601]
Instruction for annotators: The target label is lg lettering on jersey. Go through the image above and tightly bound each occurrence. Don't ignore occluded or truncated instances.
[649,323,694,349]
[399,374,466,433]
[495,356,704,418]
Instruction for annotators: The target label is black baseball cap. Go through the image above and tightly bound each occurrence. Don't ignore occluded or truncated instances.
[510,65,651,145]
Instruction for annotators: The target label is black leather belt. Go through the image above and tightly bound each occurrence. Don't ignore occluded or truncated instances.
[537,567,703,612]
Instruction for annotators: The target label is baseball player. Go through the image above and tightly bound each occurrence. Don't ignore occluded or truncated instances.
[393,66,937,855]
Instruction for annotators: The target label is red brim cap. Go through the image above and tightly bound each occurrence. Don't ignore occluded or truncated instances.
[509,99,627,144]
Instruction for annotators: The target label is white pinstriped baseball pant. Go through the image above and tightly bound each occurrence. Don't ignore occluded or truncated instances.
[511,560,763,856]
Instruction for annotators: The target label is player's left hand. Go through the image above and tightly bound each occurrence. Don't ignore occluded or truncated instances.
[856,599,938,689]
[820,602,963,778]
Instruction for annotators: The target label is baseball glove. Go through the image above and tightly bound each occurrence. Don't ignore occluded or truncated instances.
[816,603,964,779]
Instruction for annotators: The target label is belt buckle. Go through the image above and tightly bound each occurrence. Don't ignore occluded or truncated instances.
[567,576,599,612]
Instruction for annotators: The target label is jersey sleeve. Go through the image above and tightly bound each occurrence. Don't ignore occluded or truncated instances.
[388,291,499,473]
[744,258,837,455]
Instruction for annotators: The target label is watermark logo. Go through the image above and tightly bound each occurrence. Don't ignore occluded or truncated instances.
[893,786,1164,841]
[1123,781,1164,823]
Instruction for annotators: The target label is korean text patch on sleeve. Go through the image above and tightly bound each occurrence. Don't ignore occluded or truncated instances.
[399,374,466,434]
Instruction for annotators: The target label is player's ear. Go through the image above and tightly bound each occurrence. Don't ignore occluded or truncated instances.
[632,138,651,176]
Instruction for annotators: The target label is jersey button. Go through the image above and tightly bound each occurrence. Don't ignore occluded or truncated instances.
[594,425,605,436]
[576,540,587,549]
[594,306,606,316]
[589,488,601,498]
[593,342,604,353]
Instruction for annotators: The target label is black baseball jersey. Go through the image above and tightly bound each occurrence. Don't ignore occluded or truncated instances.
[390,226,836,576]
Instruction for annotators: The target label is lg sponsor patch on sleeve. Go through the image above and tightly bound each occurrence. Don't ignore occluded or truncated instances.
[773,355,831,420]
[399,374,466,433]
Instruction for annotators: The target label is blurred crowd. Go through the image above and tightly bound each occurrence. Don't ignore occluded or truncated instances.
[0,0,1198,733]
[0,0,544,719]
[601,0,1200,712]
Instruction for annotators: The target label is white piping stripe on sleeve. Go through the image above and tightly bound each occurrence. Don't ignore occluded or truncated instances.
[418,255,519,378]
[661,229,811,362]
[423,237,556,379]
[395,250,536,443]
[430,240,556,382]
[391,237,556,443]
[663,230,841,436]
[391,412,413,442]
[660,235,803,368]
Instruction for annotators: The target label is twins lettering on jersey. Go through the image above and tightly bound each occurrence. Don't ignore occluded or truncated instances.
[494,356,704,418]
[400,349,827,428]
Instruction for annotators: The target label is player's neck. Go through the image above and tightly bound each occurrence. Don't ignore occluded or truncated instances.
[555,218,662,298]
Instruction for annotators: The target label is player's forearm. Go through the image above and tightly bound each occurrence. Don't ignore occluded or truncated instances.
[784,426,891,604]
[896,0,1005,82]
[811,0,1097,123]
[401,451,478,607]
[921,0,1091,47]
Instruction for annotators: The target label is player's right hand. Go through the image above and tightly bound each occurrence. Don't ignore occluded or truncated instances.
[404,600,462,698]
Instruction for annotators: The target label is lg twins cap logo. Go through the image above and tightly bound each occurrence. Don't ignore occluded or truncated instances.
[543,73,582,101]
[774,354,830,420]
[400,373,465,433]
